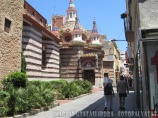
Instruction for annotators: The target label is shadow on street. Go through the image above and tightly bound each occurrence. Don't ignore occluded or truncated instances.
[71,88,143,118]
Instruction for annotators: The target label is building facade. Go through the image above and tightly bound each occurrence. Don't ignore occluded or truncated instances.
[124,0,158,116]
[52,0,105,87]
[0,0,118,88]
[23,1,61,81]
[0,0,61,81]
[102,40,120,86]
[0,0,24,80]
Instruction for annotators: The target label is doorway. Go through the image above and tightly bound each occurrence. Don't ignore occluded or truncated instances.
[83,70,95,85]
[104,73,109,78]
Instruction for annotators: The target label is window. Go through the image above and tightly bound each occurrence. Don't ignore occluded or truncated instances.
[42,45,46,66]
[4,18,11,33]
[94,37,96,41]
[70,12,72,18]
[65,36,71,42]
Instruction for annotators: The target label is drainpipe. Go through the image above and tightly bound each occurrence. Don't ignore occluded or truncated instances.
[135,52,142,117]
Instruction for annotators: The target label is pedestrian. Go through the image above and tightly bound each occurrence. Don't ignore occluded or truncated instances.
[117,75,129,110]
[103,77,114,111]
[128,76,132,87]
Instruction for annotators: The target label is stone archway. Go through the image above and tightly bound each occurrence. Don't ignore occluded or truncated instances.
[81,60,96,85]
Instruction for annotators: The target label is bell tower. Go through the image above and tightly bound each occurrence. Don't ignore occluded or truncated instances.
[66,0,77,22]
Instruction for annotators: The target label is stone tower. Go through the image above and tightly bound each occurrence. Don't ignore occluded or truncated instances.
[0,0,24,80]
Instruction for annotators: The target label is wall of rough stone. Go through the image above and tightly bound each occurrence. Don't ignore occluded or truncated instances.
[0,0,24,80]
[139,0,158,28]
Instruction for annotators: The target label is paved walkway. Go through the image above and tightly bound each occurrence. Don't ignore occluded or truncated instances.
[28,87,139,118]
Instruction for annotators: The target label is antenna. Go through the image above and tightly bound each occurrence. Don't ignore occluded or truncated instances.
[53,6,55,16]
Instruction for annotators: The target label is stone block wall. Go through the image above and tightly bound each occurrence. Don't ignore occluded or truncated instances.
[0,0,24,80]
[23,24,60,81]
[60,47,81,81]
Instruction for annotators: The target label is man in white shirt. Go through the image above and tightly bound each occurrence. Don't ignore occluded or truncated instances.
[103,77,114,111]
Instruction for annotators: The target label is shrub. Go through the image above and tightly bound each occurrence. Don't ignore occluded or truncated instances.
[50,80,68,99]
[50,79,68,89]
[3,71,28,88]
[14,88,28,114]
[21,52,26,73]
[82,80,92,93]
[60,80,92,99]
[71,80,86,94]
[27,81,54,109]
[0,90,10,117]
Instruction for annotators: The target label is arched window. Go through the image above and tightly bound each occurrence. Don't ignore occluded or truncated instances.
[65,36,71,42]
[70,12,72,18]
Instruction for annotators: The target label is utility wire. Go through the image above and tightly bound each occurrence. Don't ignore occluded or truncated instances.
[117,29,124,40]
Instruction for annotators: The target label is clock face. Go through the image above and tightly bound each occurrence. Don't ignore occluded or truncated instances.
[65,36,71,42]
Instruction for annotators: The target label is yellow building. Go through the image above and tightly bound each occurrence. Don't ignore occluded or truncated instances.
[101,39,120,86]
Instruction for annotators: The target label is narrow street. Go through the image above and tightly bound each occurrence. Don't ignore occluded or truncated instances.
[28,87,141,118]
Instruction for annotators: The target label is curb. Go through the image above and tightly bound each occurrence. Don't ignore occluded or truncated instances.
[1,103,59,118]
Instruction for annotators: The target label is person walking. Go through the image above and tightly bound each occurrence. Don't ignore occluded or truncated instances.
[117,75,129,111]
[103,77,114,111]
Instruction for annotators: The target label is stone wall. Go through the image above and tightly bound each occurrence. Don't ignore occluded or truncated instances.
[23,24,60,80]
[0,0,24,80]
[139,0,158,28]
[60,47,82,81]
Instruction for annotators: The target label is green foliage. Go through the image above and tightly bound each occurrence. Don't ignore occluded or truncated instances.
[88,44,102,48]
[70,40,85,46]
[82,80,93,93]
[27,81,54,109]
[50,80,68,99]
[27,83,44,109]
[0,90,10,117]
[3,71,28,88]
[50,79,68,89]
[0,76,92,117]
[71,80,86,94]
[58,80,92,99]
[14,88,28,114]
[21,52,26,73]
[1,85,28,116]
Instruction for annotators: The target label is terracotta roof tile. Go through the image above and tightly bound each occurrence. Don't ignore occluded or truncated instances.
[80,53,96,58]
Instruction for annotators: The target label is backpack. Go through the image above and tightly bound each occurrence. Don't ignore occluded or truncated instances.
[104,84,112,95]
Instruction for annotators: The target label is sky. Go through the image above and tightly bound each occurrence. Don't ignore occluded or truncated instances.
[26,0,127,51]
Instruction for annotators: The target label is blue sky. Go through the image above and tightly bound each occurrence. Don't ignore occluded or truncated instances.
[26,0,127,51]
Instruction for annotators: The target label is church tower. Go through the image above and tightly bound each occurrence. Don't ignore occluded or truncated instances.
[91,19,101,44]
[73,17,83,42]
[66,0,77,22]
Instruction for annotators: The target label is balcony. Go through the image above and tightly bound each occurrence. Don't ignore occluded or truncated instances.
[125,30,134,42]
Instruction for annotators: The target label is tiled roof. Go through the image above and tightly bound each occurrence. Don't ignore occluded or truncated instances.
[59,21,88,36]
[80,53,96,58]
